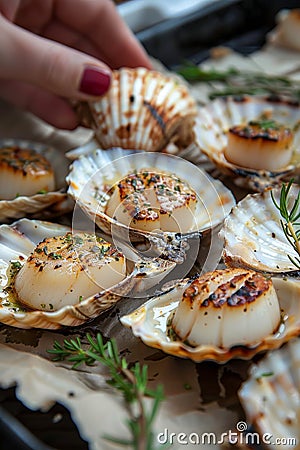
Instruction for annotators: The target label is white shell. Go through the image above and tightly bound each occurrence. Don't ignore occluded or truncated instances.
[0,219,175,329]
[0,139,72,222]
[220,185,300,274]
[67,148,235,263]
[239,335,300,448]
[194,96,300,191]
[121,276,300,363]
[76,67,197,152]
[268,9,300,52]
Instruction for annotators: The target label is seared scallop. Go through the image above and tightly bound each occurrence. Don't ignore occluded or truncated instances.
[171,268,281,348]
[225,120,293,171]
[195,96,300,191]
[14,232,126,311]
[105,169,197,233]
[0,146,55,200]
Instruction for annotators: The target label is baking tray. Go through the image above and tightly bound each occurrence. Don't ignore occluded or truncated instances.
[138,0,300,68]
[0,388,88,450]
[117,0,221,33]
[1,0,300,449]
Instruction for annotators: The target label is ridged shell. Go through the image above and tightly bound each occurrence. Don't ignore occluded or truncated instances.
[121,276,300,363]
[239,336,300,448]
[76,67,198,152]
[0,139,72,222]
[220,185,300,274]
[67,148,235,263]
[195,96,300,191]
[0,219,175,329]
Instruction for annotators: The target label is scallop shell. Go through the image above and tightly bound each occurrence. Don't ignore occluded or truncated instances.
[0,219,175,329]
[76,67,198,152]
[0,139,72,222]
[121,276,300,363]
[239,335,300,448]
[268,9,300,52]
[67,148,235,265]
[220,184,300,274]
[194,96,300,191]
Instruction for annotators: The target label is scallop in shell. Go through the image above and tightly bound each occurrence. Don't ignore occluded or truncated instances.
[239,335,300,448]
[194,96,300,191]
[220,184,300,274]
[67,148,235,267]
[0,139,71,222]
[76,67,198,152]
[0,219,175,329]
[121,270,300,363]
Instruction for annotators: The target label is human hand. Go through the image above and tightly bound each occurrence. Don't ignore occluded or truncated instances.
[0,0,152,129]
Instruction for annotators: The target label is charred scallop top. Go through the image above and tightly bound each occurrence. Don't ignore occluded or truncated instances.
[0,146,53,175]
[229,120,293,143]
[182,269,272,308]
[27,232,123,271]
[113,169,196,219]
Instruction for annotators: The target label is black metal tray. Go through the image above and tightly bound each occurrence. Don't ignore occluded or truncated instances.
[138,0,300,68]
[1,0,300,449]
[0,387,88,450]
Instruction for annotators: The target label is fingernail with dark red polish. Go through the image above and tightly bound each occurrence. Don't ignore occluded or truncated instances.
[79,66,111,96]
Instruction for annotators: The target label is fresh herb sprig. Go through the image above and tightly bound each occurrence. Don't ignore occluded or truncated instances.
[177,63,300,100]
[48,333,164,450]
[248,120,279,130]
[271,180,300,269]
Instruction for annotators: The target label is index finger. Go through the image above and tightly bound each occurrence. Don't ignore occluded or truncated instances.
[55,0,152,69]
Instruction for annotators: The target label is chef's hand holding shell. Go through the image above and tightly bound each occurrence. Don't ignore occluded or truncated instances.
[0,0,152,129]
[76,67,198,153]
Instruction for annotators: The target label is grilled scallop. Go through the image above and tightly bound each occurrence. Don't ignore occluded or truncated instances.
[0,146,55,200]
[171,268,281,348]
[225,120,293,171]
[195,96,300,191]
[14,232,126,311]
[105,169,197,233]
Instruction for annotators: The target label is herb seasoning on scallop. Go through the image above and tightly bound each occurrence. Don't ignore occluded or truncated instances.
[0,146,55,200]
[14,232,126,311]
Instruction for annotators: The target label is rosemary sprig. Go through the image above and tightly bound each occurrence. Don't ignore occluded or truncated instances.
[177,63,300,100]
[177,64,239,82]
[271,180,300,269]
[47,333,164,450]
[248,120,279,130]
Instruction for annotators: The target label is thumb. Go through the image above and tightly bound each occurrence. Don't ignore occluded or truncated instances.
[0,16,112,100]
